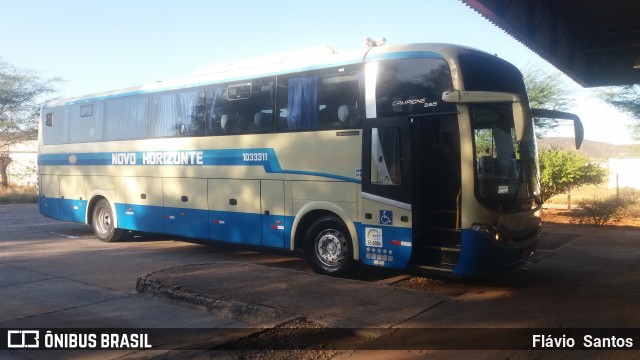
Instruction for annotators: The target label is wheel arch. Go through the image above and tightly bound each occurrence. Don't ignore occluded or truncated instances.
[290,201,359,261]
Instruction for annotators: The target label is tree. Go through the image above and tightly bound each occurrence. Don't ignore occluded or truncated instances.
[597,85,640,142]
[522,65,573,136]
[538,147,607,203]
[0,59,60,187]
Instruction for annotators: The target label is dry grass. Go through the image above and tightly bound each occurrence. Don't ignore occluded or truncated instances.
[543,184,640,227]
[0,184,38,204]
[545,183,617,205]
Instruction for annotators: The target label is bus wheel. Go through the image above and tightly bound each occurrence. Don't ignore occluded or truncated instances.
[92,199,127,242]
[304,216,354,276]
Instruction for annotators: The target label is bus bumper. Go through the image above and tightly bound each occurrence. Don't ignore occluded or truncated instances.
[452,228,539,277]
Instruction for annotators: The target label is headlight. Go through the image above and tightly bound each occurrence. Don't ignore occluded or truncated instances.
[472,224,510,244]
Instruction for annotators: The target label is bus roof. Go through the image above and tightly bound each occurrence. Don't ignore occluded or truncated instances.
[46,43,478,108]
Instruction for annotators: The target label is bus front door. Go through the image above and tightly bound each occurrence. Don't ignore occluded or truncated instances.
[410,114,461,273]
[361,117,413,269]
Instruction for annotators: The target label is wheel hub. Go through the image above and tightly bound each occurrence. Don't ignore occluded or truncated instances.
[95,207,111,235]
[316,230,346,266]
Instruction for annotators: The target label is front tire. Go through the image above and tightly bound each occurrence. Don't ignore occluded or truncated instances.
[304,216,354,276]
[92,199,128,242]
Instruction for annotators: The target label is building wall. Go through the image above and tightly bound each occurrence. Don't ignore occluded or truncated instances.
[608,158,640,190]
[5,141,37,186]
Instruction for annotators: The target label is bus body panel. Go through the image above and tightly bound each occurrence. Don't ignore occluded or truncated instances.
[358,196,413,269]
[163,178,209,238]
[118,203,164,233]
[39,174,60,219]
[260,180,287,248]
[38,129,363,253]
[208,179,261,245]
[122,177,163,233]
[355,224,413,270]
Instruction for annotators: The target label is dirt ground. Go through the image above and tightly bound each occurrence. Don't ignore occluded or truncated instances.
[541,207,640,228]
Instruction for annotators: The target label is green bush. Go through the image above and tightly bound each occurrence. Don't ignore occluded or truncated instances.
[539,148,608,202]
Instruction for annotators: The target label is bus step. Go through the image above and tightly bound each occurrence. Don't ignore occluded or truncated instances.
[409,264,455,273]
[411,246,460,270]
[416,231,461,249]
[424,246,460,252]
[440,247,460,266]
[426,227,461,236]
[430,227,460,233]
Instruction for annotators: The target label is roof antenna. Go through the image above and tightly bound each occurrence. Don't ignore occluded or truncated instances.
[363,37,387,48]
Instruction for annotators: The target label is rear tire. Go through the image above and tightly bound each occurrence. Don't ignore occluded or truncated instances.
[92,199,128,242]
[304,216,354,276]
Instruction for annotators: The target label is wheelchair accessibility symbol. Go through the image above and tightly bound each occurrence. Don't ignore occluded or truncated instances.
[379,210,393,225]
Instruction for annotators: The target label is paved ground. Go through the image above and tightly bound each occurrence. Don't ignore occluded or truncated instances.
[1,204,639,359]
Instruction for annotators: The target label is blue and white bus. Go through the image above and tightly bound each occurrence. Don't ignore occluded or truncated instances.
[38,43,582,276]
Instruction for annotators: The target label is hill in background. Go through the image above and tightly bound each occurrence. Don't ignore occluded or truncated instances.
[538,137,638,159]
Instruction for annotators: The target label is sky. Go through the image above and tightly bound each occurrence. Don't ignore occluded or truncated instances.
[1,0,635,144]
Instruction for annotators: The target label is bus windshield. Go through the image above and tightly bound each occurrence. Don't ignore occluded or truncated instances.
[471,103,541,213]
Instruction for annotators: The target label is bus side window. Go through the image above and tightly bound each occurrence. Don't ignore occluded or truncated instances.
[371,127,402,185]
[104,95,150,141]
[209,78,275,136]
[277,66,362,132]
[282,75,320,131]
[69,103,100,143]
[150,88,205,138]
[318,69,361,129]
[252,111,273,133]
[206,87,226,135]
[42,108,68,144]
[45,113,53,127]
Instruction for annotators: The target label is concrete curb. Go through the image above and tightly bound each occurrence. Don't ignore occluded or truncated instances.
[136,266,298,327]
[135,262,445,329]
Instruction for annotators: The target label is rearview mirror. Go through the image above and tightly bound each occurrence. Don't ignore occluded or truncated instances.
[531,108,584,150]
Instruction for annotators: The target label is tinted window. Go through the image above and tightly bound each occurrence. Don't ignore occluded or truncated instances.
[376,58,455,117]
[371,127,402,185]
[69,103,100,143]
[277,65,362,131]
[104,95,149,141]
[80,105,94,117]
[459,53,527,98]
[207,77,275,135]
[42,107,67,144]
[150,88,205,137]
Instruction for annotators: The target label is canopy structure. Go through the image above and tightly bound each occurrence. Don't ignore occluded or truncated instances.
[462,0,640,87]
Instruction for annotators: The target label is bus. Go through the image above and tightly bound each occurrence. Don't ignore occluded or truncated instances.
[38,43,583,277]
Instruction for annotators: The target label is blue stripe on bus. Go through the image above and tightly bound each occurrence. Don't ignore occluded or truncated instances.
[38,149,360,183]
[365,51,444,61]
[39,197,292,249]
[114,202,291,248]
